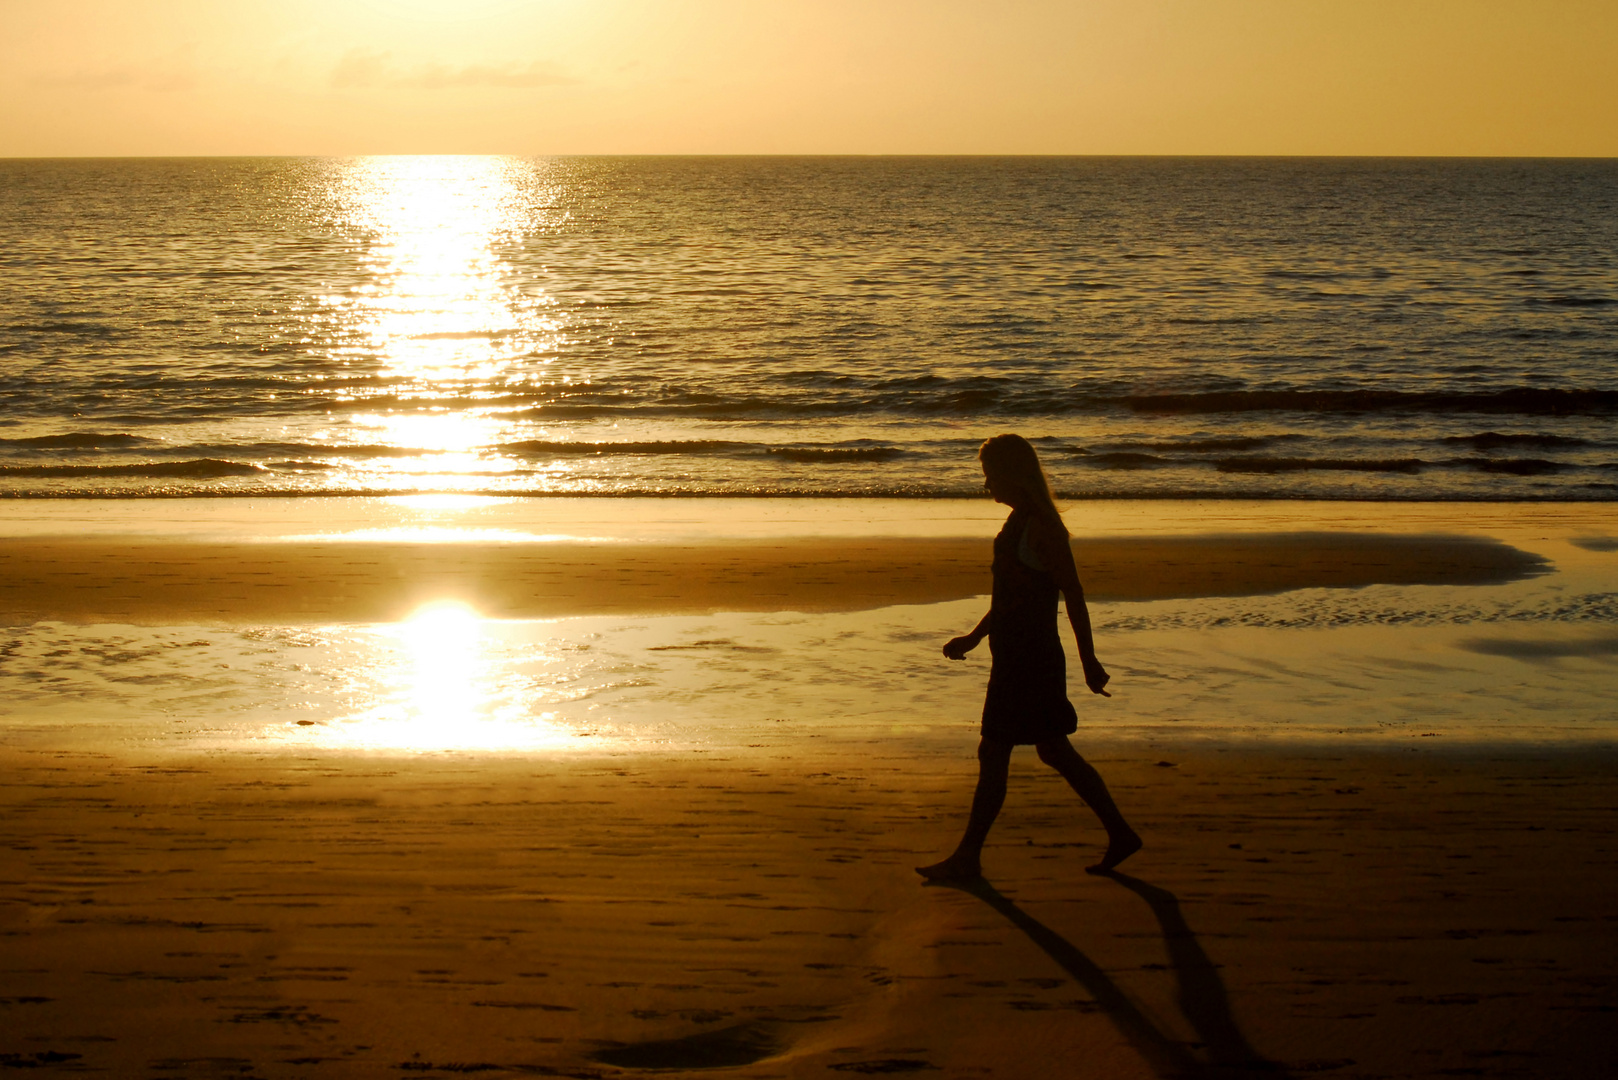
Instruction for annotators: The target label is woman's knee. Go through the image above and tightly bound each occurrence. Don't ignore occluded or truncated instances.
[976,737,1014,766]
[1035,737,1079,768]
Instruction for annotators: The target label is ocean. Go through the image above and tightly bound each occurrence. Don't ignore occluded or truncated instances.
[2,155,1616,500]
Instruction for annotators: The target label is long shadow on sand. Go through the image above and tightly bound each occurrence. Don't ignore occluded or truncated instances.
[938,874,1288,1079]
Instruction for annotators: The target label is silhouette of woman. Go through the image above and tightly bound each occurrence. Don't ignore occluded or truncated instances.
[918,434,1141,880]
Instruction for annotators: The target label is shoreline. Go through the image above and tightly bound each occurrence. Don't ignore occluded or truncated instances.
[0,496,1611,754]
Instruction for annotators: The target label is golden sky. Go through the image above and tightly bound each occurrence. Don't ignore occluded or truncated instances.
[2,0,1614,156]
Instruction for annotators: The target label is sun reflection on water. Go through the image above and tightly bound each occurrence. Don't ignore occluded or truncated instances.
[329,156,567,490]
[398,600,481,726]
[324,601,580,752]
[341,155,558,380]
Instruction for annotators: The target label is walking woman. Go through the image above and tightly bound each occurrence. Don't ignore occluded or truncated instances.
[918,434,1141,881]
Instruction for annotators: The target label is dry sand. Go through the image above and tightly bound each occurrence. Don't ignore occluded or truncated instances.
[0,531,1545,624]
[2,744,1614,1078]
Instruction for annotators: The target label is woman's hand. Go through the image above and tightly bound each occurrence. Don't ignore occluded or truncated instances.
[1081,654,1112,697]
[943,634,982,661]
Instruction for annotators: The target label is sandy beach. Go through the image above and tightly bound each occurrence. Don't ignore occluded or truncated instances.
[4,744,1614,1078]
[2,498,1616,1077]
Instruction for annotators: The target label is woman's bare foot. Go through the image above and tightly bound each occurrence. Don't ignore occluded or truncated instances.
[1085,830,1143,874]
[916,856,982,882]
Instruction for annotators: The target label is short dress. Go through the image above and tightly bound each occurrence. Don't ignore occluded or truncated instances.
[981,508,1079,745]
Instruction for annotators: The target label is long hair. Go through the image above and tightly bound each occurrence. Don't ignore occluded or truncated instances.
[978,434,1067,536]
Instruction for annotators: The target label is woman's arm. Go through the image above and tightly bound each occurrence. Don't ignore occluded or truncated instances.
[1028,517,1111,696]
[943,609,992,660]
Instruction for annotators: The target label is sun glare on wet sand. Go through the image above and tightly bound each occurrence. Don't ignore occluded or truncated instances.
[314,601,578,752]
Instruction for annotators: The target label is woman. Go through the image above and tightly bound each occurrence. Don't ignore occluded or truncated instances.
[917,434,1141,881]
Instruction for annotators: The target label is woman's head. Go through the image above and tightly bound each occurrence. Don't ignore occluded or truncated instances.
[978,434,1064,528]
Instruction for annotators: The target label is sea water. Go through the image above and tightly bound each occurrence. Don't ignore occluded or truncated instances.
[3,156,1616,501]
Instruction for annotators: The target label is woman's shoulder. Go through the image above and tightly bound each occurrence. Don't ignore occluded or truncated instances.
[1021,512,1071,569]
[1022,510,1067,544]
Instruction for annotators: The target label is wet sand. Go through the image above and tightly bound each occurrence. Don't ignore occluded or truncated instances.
[2,745,1614,1078]
[0,531,1546,624]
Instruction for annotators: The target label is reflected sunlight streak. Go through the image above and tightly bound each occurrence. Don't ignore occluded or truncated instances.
[326,601,580,752]
[341,156,556,383]
[329,157,567,491]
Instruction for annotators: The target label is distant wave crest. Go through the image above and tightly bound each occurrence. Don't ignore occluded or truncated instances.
[497,439,752,457]
[1215,456,1425,474]
[0,432,153,449]
[1119,388,1618,416]
[1441,431,1590,450]
[0,458,266,478]
[767,446,906,463]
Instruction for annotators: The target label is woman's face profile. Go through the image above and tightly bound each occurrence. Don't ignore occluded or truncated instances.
[982,465,1018,507]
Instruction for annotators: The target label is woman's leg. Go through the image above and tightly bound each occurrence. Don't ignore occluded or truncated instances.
[917,737,1014,880]
[1035,735,1143,872]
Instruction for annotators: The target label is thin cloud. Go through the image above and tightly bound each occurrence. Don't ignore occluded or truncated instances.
[330,50,572,91]
[33,53,198,93]
[330,50,392,90]
[403,62,572,89]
